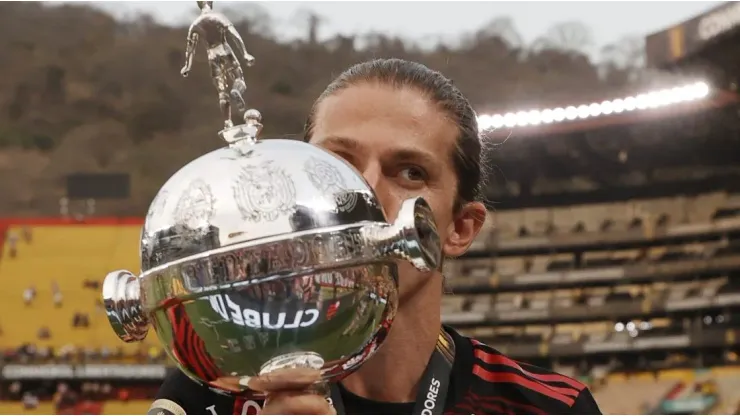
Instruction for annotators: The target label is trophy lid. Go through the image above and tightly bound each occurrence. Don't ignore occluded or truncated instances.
[140,139,390,272]
[140,0,403,273]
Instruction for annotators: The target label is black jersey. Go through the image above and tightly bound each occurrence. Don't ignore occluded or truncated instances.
[151,326,601,415]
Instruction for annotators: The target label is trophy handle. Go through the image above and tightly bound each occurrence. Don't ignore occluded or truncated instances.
[102,270,149,342]
[361,197,442,272]
[395,197,442,271]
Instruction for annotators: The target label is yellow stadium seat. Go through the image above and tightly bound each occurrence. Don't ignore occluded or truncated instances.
[0,401,56,415]
[0,224,158,353]
[0,400,152,415]
[102,400,151,414]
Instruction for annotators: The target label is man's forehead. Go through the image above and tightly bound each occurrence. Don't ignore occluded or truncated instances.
[316,135,442,164]
[311,85,459,163]
[318,84,442,124]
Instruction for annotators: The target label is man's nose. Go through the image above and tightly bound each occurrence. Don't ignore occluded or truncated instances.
[359,164,393,219]
[360,163,383,192]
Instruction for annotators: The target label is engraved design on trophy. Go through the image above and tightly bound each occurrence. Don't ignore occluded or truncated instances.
[304,157,359,213]
[146,190,169,224]
[174,179,215,229]
[233,161,296,223]
[181,0,261,143]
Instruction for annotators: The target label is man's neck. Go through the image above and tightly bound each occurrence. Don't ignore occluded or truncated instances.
[341,280,442,403]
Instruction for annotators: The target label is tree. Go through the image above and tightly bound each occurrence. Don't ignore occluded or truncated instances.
[47,120,131,173]
[599,36,645,83]
[601,36,644,68]
[475,17,524,50]
[290,8,327,46]
[221,2,274,38]
[532,21,593,54]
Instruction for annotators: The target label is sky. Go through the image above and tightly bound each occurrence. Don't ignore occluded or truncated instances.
[72,1,723,59]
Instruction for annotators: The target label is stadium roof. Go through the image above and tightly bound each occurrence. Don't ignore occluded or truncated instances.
[479,81,738,140]
[646,2,740,69]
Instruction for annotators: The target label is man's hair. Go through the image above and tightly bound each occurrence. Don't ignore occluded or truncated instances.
[303,58,487,211]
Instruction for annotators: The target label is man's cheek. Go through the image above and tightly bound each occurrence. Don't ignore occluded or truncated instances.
[378,188,409,222]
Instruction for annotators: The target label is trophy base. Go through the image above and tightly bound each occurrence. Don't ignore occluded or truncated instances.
[232,352,329,400]
[220,109,263,147]
[219,124,260,145]
[259,351,325,375]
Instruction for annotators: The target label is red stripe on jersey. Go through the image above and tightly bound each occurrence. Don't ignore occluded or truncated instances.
[327,301,340,320]
[472,341,586,392]
[478,360,579,399]
[472,364,576,406]
[168,304,221,382]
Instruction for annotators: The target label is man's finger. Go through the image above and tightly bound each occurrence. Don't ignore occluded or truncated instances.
[261,391,336,415]
[244,368,322,392]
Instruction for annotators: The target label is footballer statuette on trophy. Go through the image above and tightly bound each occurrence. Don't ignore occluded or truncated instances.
[180,0,256,131]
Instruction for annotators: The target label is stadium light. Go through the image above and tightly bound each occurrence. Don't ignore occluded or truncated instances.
[478,81,711,131]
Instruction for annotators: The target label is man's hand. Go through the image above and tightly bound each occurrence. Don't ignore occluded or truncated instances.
[180,66,190,77]
[244,54,256,67]
[245,368,334,415]
[261,391,336,415]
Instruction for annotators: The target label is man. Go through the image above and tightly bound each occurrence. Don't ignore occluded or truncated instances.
[149,58,602,415]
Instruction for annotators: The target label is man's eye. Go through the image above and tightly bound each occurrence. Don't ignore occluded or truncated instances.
[399,166,427,182]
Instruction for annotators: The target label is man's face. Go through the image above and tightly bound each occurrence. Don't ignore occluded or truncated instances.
[309,83,465,302]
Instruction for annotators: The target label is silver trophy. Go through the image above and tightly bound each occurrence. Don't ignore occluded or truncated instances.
[102,1,442,396]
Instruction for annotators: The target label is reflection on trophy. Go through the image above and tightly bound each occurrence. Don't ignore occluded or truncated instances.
[181,0,256,129]
[101,0,443,397]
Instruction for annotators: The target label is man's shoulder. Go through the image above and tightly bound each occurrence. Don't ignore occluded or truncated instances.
[459,338,601,414]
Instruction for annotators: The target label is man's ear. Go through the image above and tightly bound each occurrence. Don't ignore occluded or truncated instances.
[443,201,487,257]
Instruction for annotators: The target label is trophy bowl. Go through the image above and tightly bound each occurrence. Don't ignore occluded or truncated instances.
[102,137,442,394]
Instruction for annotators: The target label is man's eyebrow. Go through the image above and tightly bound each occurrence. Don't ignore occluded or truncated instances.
[316,136,362,151]
[390,148,439,168]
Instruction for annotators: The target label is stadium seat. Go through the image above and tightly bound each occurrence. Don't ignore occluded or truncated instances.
[102,400,151,414]
[692,192,728,223]
[0,399,151,415]
[520,208,550,235]
[0,224,157,354]
[459,259,495,279]
[710,366,740,414]
[441,296,466,314]
[491,211,520,240]
[0,401,56,415]
[495,257,525,276]
[593,374,678,414]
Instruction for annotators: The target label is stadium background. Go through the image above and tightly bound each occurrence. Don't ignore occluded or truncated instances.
[2,1,740,414]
